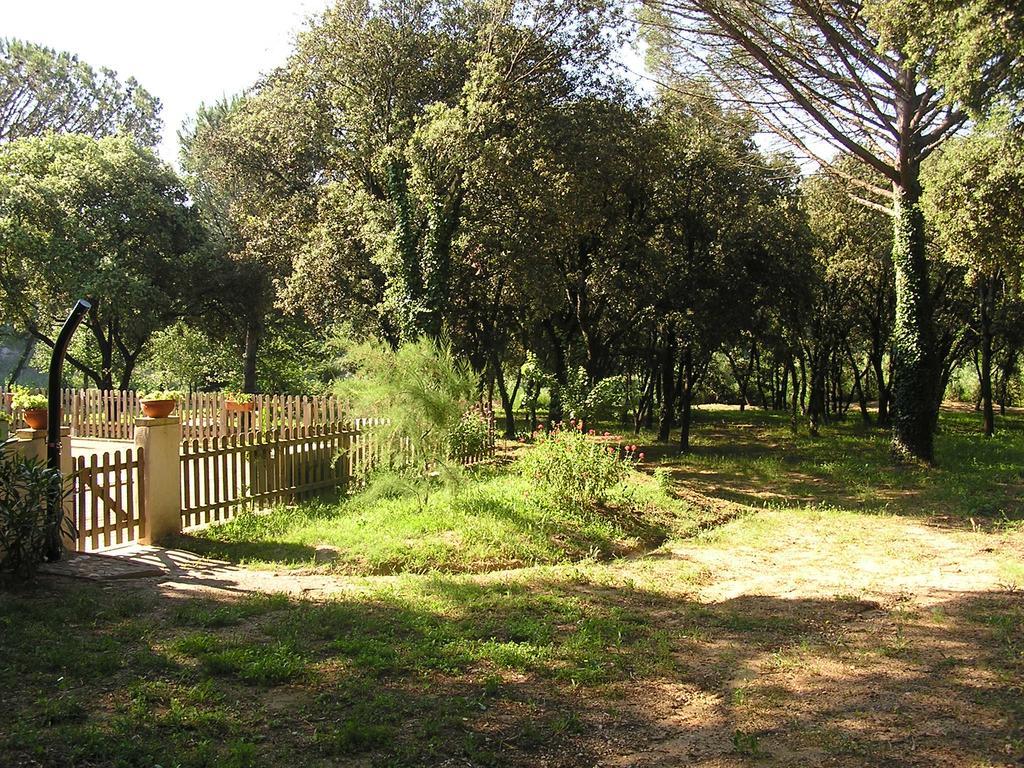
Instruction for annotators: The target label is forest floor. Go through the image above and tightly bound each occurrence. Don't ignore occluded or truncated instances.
[1,408,1022,767]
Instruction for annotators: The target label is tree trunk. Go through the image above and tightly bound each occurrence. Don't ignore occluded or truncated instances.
[807,348,826,438]
[789,358,800,435]
[979,279,996,437]
[243,318,262,394]
[679,348,694,454]
[493,353,520,439]
[890,178,937,461]
[871,348,890,426]
[847,346,871,425]
[657,331,676,442]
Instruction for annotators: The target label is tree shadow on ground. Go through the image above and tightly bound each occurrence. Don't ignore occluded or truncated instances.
[165,532,320,567]
[1,572,1020,767]
[639,409,1024,524]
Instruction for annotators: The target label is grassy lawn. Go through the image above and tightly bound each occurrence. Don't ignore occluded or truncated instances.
[1,408,1022,767]
[171,467,686,574]
[649,406,1024,521]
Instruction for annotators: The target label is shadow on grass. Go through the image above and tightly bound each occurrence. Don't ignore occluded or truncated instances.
[1,573,1021,767]
[642,408,1024,524]
[165,533,320,567]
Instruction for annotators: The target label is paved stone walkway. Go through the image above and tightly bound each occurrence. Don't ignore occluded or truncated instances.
[38,550,165,581]
[42,544,360,598]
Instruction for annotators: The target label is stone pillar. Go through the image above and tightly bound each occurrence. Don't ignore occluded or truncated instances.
[13,428,46,462]
[135,416,181,545]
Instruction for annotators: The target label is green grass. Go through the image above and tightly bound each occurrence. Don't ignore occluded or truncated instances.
[0,567,704,767]
[176,467,688,574]
[3,406,1023,766]
[651,406,1024,521]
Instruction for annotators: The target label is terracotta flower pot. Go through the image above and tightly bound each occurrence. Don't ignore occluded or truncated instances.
[225,400,254,413]
[141,399,176,418]
[23,408,47,430]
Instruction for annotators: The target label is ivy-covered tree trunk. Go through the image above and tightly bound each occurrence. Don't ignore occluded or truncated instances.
[890,180,937,461]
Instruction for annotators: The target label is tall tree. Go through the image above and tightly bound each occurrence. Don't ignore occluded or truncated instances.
[923,116,1024,435]
[640,0,1021,461]
[0,38,161,145]
[804,159,895,425]
[0,134,205,388]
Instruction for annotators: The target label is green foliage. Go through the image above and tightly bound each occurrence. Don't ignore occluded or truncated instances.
[138,390,183,402]
[863,0,1024,115]
[445,409,490,460]
[334,336,480,472]
[0,453,69,577]
[0,38,162,145]
[517,424,635,512]
[0,133,207,389]
[923,114,1024,283]
[138,322,239,392]
[10,388,46,411]
[559,368,623,424]
[221,391,254,404]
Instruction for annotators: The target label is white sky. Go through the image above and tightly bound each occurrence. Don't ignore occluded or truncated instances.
[5,1,653,168]
[4,0,333,166]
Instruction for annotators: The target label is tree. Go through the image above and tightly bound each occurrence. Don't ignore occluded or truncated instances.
[923,117,1024,435]
[804,159,895,425]
[0,38,161,145]
[0,134,206,388]
[862,0,1024,113]
[640,0,1021,461]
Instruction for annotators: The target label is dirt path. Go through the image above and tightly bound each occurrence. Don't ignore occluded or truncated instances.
[669,511,1022,607]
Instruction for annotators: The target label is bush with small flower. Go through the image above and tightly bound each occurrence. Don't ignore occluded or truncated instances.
[517,421,639,512]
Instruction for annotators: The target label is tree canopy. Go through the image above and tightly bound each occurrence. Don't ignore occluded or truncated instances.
[0,38,162,145]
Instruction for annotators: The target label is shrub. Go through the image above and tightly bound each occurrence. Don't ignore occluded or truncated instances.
[558,367,623,424]
[517,423,637,511]
[445,410,490,460]
[333,336,479,473]
[0,453,71,577]
[11,388,47,410]
[139,389,184,402]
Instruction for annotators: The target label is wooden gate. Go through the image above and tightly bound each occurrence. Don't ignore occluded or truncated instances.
[69,448,146,551]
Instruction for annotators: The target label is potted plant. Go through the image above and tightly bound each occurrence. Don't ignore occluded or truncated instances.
[12,390,48,430]
[139,390,182,419]
[223,390,255,413]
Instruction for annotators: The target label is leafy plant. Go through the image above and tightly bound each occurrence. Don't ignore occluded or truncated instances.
[11,388,47,410]
[445,410,490,460]
[0,453,72,577]
[334,336,479,474]
[558,367,623,426]
[139,389,184,402]
[517,423,636,512]
[222,390,254,404]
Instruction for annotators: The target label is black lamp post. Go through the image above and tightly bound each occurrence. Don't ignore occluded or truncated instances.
[45,299,91,561]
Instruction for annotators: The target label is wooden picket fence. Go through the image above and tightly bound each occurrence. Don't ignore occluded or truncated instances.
[178,409,495,529]
[179,422,353,529]
[3,384,496,546]
[177,392,349,441]
[0,387,351,442]
[68,448,146,552]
